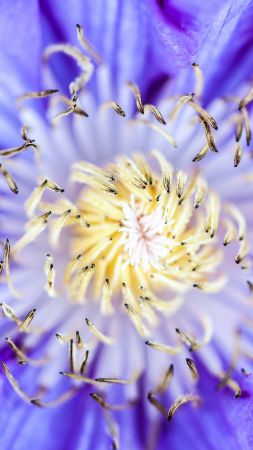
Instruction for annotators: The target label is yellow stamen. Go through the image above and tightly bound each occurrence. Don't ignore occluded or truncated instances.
[76,24,102,64]
[13,211,52,254]
[3,239,21,298]
[234,143,243,167]
[186,358,199,381]
[192,63,204,99]
[19,308,36,332]
[150,364,174,395]
[44,254,57,297]
[5,337,48,367]
[25,178,64,217]
[45,44,93,95]
[0,164,18,194]
[101,101,126,117]
[167,394,201,420]
[145,340,181,355]
[85,318,115,345]
[17,89,58,102]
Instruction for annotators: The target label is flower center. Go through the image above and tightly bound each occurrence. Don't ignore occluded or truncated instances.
[69,151,226,313]
[121,197,170,272]
[14,149,241,335]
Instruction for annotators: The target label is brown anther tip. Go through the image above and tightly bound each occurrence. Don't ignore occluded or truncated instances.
[59,371,64,375]
[145,341,150,345]
[235,258,240,264]
[31,399,42,407]
[175,328,180,334]
[122,282,126,287]
[147,392,154,400]
[192,62,198,67]
[247,280,253,292]
[67,209,72,213]
[234,391,242,399]
[105,278,109,284]
[60,189,65,193]
[238,101,244,111]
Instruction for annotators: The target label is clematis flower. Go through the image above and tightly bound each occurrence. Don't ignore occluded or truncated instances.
[1,1,253,450]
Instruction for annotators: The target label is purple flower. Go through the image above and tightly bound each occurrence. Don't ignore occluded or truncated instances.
[1,1,253,449]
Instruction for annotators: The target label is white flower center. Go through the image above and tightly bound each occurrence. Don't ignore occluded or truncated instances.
[121,196,171,271]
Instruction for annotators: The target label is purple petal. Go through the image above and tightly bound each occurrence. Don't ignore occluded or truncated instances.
[38,0,150,93]
[0,0,41,92]
[0,364,108,450]
[199,0,253,103]
[156,362,253,450]
[159,0,253,103]
[0,0,41,145]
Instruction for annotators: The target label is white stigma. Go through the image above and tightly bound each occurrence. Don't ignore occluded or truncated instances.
[121,196,171,271]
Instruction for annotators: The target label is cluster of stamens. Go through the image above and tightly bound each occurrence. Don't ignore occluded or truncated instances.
[10,149,249,339]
